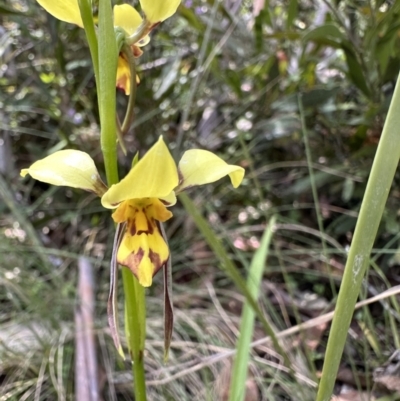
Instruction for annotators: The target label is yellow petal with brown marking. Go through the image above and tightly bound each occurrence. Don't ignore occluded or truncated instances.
[113,198,172,287]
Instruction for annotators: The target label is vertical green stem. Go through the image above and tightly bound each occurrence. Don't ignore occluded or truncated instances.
[316,73,400,400]
[78,0,99,92]
[95,1,147,399]
[122,268,147,400]
[98,0,118,186]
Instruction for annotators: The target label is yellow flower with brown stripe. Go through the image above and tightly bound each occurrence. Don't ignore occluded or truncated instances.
[21,136,244,287]
[111,198,171,287]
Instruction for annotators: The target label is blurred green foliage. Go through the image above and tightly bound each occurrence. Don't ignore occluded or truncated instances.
[2,0,400,399]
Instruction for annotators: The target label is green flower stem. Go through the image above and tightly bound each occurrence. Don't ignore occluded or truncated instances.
[78,0,99,92]
[98,0,118,186]
[229,215,276,401]
[96,1,147,400]
[122,268,147,401]
[316,73,400,401]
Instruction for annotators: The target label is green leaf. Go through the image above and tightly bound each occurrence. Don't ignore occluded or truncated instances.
[374,23,400,77]
[316,54,400,401]
[229,216,276,401]
[265,31,301,41]
[342,44,371,98]
[254,8,272,52]
[286,0,298,28]
[302,23,345,44]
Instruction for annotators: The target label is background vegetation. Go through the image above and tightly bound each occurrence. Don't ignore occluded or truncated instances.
[2,0,400,400]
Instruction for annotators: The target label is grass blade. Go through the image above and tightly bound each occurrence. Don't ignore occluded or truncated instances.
[229,215,276,401]
[316,72,400,400]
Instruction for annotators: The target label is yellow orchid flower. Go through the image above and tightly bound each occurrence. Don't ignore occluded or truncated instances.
[35,0,181,95]
[20,136,244,287]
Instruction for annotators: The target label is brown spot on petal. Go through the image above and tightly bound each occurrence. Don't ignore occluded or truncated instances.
[127,217,138,236]
[149,249,167,276]
[119,247,145,277]
[141,218,155,235]
[127,205,156,236]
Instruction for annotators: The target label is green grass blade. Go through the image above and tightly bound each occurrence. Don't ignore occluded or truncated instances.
[316,72,400,401]
[229,215,276,401]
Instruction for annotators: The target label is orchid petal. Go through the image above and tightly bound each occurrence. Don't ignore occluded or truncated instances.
[116,55,131,95]
[20,150,107,196]
[101,136,178,208]
[139,0,181,23]
[160,191,177,206]
[113,4,143,36]
[116,53,142,96]
[37,0,83,27]
[117,229,169,287]
[113,198,172,287]
[177,149,245,191]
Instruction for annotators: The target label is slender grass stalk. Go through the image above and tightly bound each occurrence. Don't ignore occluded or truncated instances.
[298,95,337,298]
[229,215,276,401]
[179,193,292,368]
[316,72,400,401]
